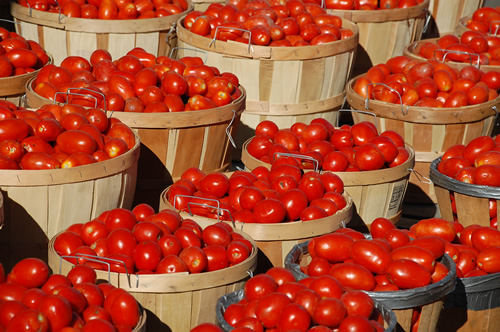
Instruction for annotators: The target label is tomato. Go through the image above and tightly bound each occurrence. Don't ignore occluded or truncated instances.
[254,292,291,329]
[6,308,50,332]
[340,290,374,318]
[350,239,392,275]
[244,274,278,302]
[410,236,446,259]
[132,241,162,271]
[474,164,500,186]
[313,233,353,263]
[385,259,431,289]
[7,258,49,289]
[312,298,346,328]
[391,245,436,274]
[37,294,73,331]
[253,199,286,223]
[354,143,385,171]
[470,227,500,251]
[0,118,30,142]
[108,292,140,329]
[477,247,500,273]
[179,246,207,273]
[106,228,137,257]
[104,208,137,232]
[411,218,457,242]
[227,240,250,265]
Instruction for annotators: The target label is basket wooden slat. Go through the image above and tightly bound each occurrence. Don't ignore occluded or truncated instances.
[11,2,192,65]
[426,0,483,36]
[49,227,258,331]
[159,184,353,269]
[328,0,429,74]
[240,139,415,230]
[346,75,499,203]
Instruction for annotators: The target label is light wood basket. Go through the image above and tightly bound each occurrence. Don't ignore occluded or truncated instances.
[286,242,457,332]
[159,183,353,270]
[10,2,193,65]
[426,0,483,36]
[345,75,499,204]
[404,37,500,73]
[429,157,500,229]
[175,17,358,153]
[0,133,140,268]
[241,138,415,230]
[25,77,245,186]
[327,0,429,75]
[48,227,258,332]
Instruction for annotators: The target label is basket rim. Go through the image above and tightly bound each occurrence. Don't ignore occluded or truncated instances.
[0,53,53,95]
[0,132,140,186]
[429,157,500,199]
[175,17,359,61]
[285,241,457,310]
[10,1,193,33]
[241,137,416,186]
[346,74,500,124]
[160,182,355,241]
[326,0,430,23]
[25,76,247,128]
[48,225,258,293]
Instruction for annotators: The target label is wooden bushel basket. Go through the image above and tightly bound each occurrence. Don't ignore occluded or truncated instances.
[404,37,500,73]
[424,0,483,36]
[159,185,353,270]
[240,138,415,231]
[216,288,398,332]
[175,17,358,155]
[48,227,258,332]
[327,0,429,75]
[10,2,193,65]
[0,134,139,269]
[429,157,500,229]
[24,77,245,205]
[285,241,457,332]
[345,75,500,204]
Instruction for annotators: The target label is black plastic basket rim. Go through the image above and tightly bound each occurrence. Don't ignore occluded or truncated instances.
[429,157,500,200]
[284,241,457,310]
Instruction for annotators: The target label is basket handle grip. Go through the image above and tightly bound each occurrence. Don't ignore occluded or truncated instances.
[209,26,253,55]
[366,83,408,116]
[435,49,480,68]
[169,47,208,64]
[271,152,320,172]
[336,109,378,131]
[0,19,23,35]
[422,8,432,34]
[67,87,107,111]
[61,253,136,288]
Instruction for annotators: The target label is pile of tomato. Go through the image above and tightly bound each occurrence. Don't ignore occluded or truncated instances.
[183,0,354,46]
[32,48,242,113]
[416,33,500,66]
[0,100,136,170]
[54,204,254,274]
[17,0,188,19]
[0,258,142,331]
[0,28,50,78]
[214,267,388,331]
[325,0,423,10]
[166,164,348,223]
[463,6,500,36]
[246,119,410,172]
[437,134,500,187]
[353,54,500,108]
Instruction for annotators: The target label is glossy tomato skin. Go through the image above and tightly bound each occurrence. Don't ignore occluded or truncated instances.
[329,262,376,291]
[350,239,392,275]
[244,274,278,302]
[385,259,432,289]
[7,258,50,289]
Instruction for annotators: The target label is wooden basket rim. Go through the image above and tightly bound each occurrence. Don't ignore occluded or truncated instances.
[326,0,429,23]
[160,186,354,241]
[48,226,258,293]
[25,76,247,128]
[176,17,359,60]
[0,53,53,96]
[0,132,140,186]
[346,74,500,124]
[241,137,416,186]
[403,38,500,73]
[10,1,193,33]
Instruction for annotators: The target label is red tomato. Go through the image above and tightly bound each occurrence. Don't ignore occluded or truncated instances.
[313,233,354,263]
[132,241,162,271]
[411,218,457,243]
[312,298,346,328]
[244,274,278,302]
[350,239,392,275]
[7,258,49,289]
[391,245,436,274]
[37,294,73,331]
[340,290,374,318]
[179,246,208,273]
[385,259,431,289]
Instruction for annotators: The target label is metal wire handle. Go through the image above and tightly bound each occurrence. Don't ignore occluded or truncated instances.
[436,49,480,68]
[366,82,408,116]
[209,26,254,54]
[226,110,237,149]
[0,19,22,35]
[272,152,320,172]
[408,168,432,184]
[67,87,107,111]
[169,47,208,63]
[336,109,378,131]
[422,8,432,34]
